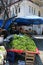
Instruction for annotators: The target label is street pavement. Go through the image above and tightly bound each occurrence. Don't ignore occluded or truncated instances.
[34,39,43,65]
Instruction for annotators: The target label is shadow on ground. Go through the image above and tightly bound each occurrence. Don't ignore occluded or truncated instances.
[35,55,43,65]
[34,39,43,51]
[33,39,43,65]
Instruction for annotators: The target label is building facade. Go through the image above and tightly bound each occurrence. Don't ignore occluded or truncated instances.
[0,0,43,18]
[9,0,43,35]
[0,0,43,34]
[9,0,43,18]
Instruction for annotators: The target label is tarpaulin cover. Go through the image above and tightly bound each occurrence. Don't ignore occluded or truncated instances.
[4,18,13,30]
[14,18,43,25]
[0,18,14,30]
[0,17,43,29]
[0,20,3,27]
[14,18,32,25]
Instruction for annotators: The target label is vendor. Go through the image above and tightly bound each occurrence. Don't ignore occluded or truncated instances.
[0,28,8,38]
[10,25,19,34]
[19,27,25,34]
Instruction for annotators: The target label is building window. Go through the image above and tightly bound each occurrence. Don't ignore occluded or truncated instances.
[12,8,14,16]
[29,6,31,13]
[17,4,20,13]
[15,6,17,15]
[38,11,41,16]
[16,8,17,14]
[18,7,20,13]
[15,5,20,15]
[32,7,33,14]
[34,8,35,15]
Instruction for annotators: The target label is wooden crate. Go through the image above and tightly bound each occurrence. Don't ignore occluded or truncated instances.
[25,52,35,65]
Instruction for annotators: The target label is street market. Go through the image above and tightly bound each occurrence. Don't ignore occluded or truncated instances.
[0,0,43,65]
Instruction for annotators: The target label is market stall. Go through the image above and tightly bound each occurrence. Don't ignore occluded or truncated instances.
[13,17,43,35]
[6,34,39,65]
[0,15,43,65]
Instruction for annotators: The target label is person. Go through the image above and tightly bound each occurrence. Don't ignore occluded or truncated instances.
[19,27,25,34]
[10,25,19,34]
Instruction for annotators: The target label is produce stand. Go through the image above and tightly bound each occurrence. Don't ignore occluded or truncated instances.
[0,31,39,65]
[6,34,39,65]
[7,48,39,65]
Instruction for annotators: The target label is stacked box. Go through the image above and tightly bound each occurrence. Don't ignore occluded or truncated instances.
[25,52,35,65]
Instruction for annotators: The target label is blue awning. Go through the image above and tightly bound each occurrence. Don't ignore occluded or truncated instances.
[0,20,3,27]
[0,17,43,30]
[0,18,14,30]
[4,18,13,30]
[14,18,33,25]
[14,18,43,25]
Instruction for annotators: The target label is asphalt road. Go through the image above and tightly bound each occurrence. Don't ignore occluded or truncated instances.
[34,39,43,65]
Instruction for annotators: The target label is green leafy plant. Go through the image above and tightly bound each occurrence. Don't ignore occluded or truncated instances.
[9,34,36,52]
